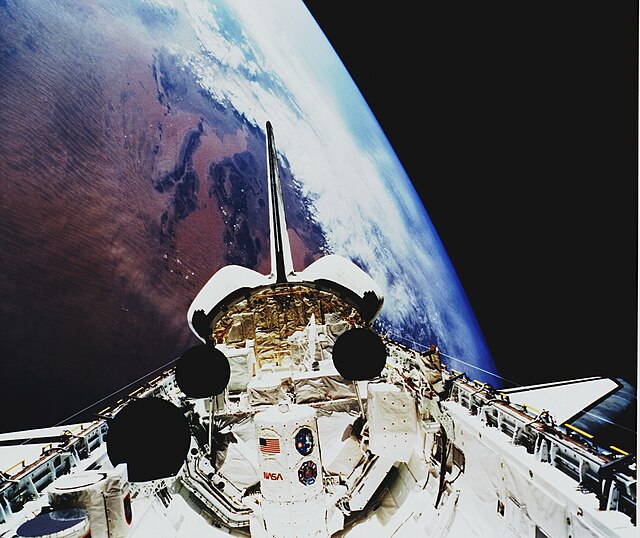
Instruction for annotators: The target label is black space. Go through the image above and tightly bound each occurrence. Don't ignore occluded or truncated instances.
[302,2,638,387]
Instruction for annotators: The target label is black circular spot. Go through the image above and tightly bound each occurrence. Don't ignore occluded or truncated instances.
[175,344,230,398]
[106,398,190,482]
[332,328,387,380]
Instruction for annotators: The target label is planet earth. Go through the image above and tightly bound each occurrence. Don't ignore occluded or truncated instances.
[0,0,499,433]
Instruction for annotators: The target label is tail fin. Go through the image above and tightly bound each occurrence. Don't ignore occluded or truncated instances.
[266,121,295,283]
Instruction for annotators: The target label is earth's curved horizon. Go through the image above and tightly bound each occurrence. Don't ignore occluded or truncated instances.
[1,0,498,433]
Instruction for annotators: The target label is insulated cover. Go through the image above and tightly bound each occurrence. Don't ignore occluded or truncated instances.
[48,472,108,536]
[261,496,328,538]
[104,465,132,538]
[222,345,254,391]
[48,465,131,538]
[217,439,261,490]
[254,404,323,502]
[367,383,419,462]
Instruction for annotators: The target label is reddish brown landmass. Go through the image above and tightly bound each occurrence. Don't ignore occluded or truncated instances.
[0,2,325,431]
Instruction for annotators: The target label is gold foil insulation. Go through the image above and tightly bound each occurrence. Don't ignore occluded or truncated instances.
[211,286,361,369]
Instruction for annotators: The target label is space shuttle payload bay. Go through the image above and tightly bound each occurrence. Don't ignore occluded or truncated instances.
[0,122,635,538]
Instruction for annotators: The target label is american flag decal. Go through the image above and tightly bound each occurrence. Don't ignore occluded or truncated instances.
[259,437,280,454]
